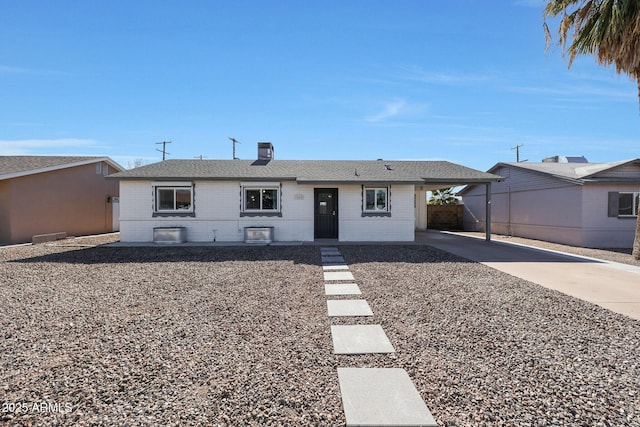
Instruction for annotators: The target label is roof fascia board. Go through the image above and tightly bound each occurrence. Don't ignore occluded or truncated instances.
[295,179,424,185]
[0,157,124,181]
[580,158,640,179]
[111,176,298,182]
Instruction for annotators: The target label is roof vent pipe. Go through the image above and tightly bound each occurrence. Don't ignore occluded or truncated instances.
[258,142,274,161]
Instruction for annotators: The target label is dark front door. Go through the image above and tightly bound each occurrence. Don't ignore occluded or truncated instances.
[314,188,338,239]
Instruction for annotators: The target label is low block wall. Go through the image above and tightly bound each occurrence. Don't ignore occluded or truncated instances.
[427,205,464,230]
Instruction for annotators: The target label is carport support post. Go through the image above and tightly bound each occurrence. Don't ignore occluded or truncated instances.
[485,182,492,242]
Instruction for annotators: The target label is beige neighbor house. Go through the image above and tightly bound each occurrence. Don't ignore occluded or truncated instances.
[0,156,124,244]
[459,156,640,249]
[109,143,502,243]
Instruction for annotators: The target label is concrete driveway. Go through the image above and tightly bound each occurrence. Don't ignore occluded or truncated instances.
[421,231,640,321]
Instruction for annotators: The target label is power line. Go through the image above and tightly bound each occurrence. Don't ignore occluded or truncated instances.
[156,141,171,161]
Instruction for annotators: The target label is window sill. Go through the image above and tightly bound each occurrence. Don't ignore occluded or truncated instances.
[153,212,195,218]
[617,215,638,219]
[240,212,283,217]
[361,212,391,217]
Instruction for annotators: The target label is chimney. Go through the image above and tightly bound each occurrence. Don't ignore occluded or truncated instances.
[258,142,274,161]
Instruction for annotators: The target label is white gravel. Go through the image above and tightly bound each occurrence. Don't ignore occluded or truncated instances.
[1,235,639,426]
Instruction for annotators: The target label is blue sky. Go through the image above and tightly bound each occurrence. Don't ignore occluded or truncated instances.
[1,0,638,171]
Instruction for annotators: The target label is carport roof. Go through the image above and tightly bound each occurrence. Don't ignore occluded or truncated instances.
[109,159,502,186]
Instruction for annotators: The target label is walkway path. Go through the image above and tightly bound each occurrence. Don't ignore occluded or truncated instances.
[320,247,437,427]
[422,231,640,321]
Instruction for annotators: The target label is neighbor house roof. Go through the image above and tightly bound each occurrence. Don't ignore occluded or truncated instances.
[496,159,640,182]
[0,156,125,181]
[458,158,640,195]
[109,159,502,187]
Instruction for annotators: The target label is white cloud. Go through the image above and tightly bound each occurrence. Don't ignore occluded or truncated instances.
[0,138,97,155]
[0,64,70,77]
[365,99,408,123]
[401,66,490,86]
[514,0,545,8]
[505,83,636,101]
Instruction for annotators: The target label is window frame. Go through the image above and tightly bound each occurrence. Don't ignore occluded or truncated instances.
[152,182,195,217]
[240,183,282,217]
[362,186,391,217]
[618,191,640,217]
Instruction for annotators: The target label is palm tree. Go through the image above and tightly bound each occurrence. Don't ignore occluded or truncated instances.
[428,188,459,205]
[544,0,640,259]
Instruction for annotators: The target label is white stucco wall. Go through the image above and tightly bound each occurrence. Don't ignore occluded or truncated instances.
[581,184,638,248]
[463,185,584,245]
[337,184,415,242]
[119,181,416,242]
[462,165,639,248]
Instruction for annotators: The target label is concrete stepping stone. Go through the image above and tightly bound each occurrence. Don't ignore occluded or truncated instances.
[320,247,340,253]
[322,255,345,264]
[331,325,395,354]
[327,299,373,317]
[322,264,349,270]
[337,368,437,427]
[321,248,341,254]
[324,271,355,281]
[324,283,361,295]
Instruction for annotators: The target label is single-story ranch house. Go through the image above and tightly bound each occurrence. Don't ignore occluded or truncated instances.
[459,156,640,249]
[0,156,123,244]
[110,143,502,243]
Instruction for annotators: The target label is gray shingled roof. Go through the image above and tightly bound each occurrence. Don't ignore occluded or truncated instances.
[109,159,502,185]
[498,159,639,180]
[0,156,123,180]
[485,159,640,185]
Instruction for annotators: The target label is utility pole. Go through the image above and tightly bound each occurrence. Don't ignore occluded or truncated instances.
[156,141,171,161]
[511,144,524,162]
[229,137,240,159]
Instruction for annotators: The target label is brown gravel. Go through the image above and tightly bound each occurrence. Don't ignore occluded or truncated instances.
[1,235,640,426]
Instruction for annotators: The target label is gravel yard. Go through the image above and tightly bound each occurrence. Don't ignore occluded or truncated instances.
[2,235,640,426]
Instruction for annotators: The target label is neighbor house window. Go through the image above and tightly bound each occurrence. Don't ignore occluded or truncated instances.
[241,184,281,216]
[364,187,388,212]
[154,184,193,214]
[619,192,639,216]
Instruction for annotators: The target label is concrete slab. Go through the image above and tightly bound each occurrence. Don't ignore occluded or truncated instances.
[324,283,361,295]
[320,247,340,252]
[331,325,395,354]
[322,255,345,263]
[424,231,640,321]
[324,271,355,281]
[338,368,437,427]
[327,299,373,317]
[323,264,349,270]
[321,248,341,254]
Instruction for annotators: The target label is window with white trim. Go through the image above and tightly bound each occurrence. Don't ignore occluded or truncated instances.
[154,185,193,213]
[241,184,280,215]
[364,187,389,212]
[619,192,639,216]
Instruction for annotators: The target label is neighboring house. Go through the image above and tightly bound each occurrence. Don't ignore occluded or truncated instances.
[0,156,124,244]
[459,157,640,248]
[110,143,501,243]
